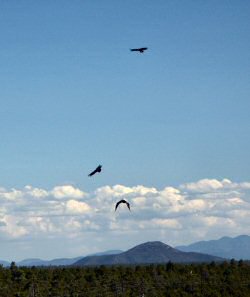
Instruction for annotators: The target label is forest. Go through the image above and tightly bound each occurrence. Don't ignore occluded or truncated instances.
[0,260,250,297]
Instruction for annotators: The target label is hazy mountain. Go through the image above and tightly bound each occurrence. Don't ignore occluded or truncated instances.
[0,260,10,267]
[15,250,122,267]
[73,241,224,266]
[17,257,82,267]
[176,235,250,260]
[17,258,44,266]
[88,250,123,257]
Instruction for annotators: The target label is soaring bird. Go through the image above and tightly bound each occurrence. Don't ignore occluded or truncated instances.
[130,47,148,53]
[88,165,102,177]
[115,199,131,211]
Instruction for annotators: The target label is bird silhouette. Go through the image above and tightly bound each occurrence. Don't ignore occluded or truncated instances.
[130,47,148,53]
[88,165,102,177]
[115,199,131,211]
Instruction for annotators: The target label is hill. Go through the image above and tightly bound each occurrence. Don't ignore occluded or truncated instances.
[73,241,223,266]
[17,257,83,267]
[0,260,10,267]
[15,250,122,267]
[176,235,250,260]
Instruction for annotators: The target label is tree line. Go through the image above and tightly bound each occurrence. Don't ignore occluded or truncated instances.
[0,259,250,297]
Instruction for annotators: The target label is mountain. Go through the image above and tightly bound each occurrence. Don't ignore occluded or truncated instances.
[17,258,44,266]
[17,257,82,267]
[42,257,83,266]
[176,235,250,260]
[73,241,224,266]
[15,250,122,267]
[0,260,10,267]
[88,250,123,257]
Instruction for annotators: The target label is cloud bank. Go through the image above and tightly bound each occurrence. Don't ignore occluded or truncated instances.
[0,179,250,258]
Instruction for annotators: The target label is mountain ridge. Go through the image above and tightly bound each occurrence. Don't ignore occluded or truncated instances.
[176,234,250,260]
[73,241,224,266]
[0,250,123,267]
[3,235,249,267]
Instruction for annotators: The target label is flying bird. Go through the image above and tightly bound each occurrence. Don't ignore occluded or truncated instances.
[88,165,102,177]
[130,47,148,53]
[115,199,131,211]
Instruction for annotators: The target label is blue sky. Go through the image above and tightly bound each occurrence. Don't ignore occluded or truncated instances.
[0,1,250,260]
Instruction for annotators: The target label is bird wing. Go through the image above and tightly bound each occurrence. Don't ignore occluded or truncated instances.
[88,168,97,176]
[131,47,148,51]
[126,201,131,211]
[115,200,131,211]
[115,200,121,211]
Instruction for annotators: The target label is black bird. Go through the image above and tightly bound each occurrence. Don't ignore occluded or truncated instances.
[130,47,148,53]
[88,165,102,177]
[115,199,131,211]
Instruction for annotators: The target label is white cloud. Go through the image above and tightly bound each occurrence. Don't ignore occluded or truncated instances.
[239,182,250,189]
[151,218,182,229]
[185,199,210,211]
[51,185,85,199]
[24,216,59,234]
[1,215,28,238]
[0,189,23,201]
[66,199,91,214]
[0,178,249,254]
[132,197,146,206]
[95,185,157,200]
[181,178,228,192]
[25,185,49,198]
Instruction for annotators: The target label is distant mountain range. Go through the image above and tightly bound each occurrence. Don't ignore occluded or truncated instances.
[2,235,249,267]
[0,250,123,267]
[17,257,83,267]
[176,235,250,260]
[0,260,10,267]
[73,241,223,266]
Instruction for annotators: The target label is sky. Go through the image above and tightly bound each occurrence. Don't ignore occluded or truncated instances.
[0,0,250,261]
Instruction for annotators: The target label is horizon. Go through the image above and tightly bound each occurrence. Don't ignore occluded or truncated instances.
[1,1,250,262]
[1,179,250,262]
[2,233,250,263]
